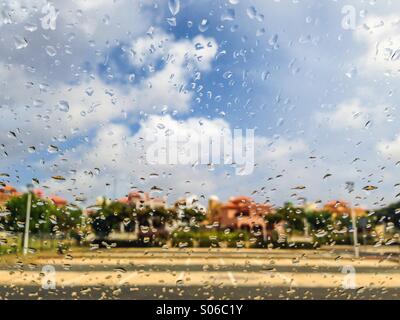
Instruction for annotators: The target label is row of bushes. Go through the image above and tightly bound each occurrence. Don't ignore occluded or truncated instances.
[311,231,389,246]
[169,230,286,248]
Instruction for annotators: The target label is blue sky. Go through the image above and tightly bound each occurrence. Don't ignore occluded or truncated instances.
[1,0,400,209]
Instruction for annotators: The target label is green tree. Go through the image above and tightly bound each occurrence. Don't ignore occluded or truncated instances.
[88,200,124,239]
[51,204,83,239]
[177,207,206,229]
[306,210,332,231]
[374,202,400,229]
[2,194,54,234]
[1,194,83,251]
[276,202,306,232]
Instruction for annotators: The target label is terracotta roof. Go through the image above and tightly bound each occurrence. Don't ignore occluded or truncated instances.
[128,191,142,199]
[50,195,67,206]
[117,197,129,204]
[220,202,238,210]
[33,189,44,198]
[325,200,349,207]
[0,185,17,193]
[323,200,366,216]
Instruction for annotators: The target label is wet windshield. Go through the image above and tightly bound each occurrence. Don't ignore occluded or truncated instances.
[0,0,399,301]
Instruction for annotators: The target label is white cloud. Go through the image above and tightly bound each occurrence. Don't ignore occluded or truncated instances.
[0,30,218,159]
[41,114,308,204]
[377,136,400,160]
[0,3,220,202]
[129,32,218,112]
[41,116,230,202]
[315,100,387,130]
[355,15,400,75]
[256,137,307,162]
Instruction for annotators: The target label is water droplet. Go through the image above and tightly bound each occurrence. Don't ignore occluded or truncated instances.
[7,131,17,139]
[198,19,209,32]
[0,211,11,217]
[128,73,136,82]
[363,185,378,191]
[58,100,70,112]
[47,145,59,153]
[51,175,66,181]
[261,71,270,81]
[256,28,265,37]
[28,146,36,154]
[166,17,176,26]
[292,185,306,190]
[140,225,150,233]
[168,0,180,16]
[269,34,279,46]
[246,6,257,19]
[223,71,233,79]
[14,36,28,49]
[345,67,357,79]
[24,23,37,32]
[45,45,57,57]
[391,49,400,61]
[221,9,235,22]
[151,186,163,192]
[85,87,94,96]
[315,230,328,238]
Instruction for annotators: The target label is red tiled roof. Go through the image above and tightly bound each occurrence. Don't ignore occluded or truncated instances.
[0,185,17,193]
[33,189,44,198]
[50,195,67,206]
[117,197,129,204]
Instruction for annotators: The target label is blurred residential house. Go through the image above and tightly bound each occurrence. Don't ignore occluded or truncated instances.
[0,185,21,209]
[49,195,68,207]
[0,185,68,210]
[174,194,206,211]
[323,200,366,217]
[115,191,168,238]
[207,195,276,241]
[117,191,167,209]
[33,188,68,207]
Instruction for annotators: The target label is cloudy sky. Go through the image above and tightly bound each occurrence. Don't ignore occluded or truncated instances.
[1,0,400,209]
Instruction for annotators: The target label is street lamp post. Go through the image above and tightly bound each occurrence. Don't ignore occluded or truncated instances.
[346,181,359,259]
[23,184,33,255]
[351,208,360,259]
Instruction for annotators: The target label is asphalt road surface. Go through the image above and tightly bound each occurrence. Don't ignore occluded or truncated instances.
[0,247,399,300]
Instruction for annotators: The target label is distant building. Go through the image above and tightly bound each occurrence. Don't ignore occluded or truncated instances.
[174,195,206,212]
[0,185,68,210]
[33,188,68,208]
[117,191,167,209]
[207,195,275,241]
[207,195,221,222]
[50,195,68,207]
[0,185,21,209]
[323,200,366,217]
[33,189,45,198]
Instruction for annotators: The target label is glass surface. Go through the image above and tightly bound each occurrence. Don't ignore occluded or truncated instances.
[0,0,399,300]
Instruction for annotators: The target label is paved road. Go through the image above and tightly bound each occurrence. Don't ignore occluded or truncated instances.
[0,247,399,300]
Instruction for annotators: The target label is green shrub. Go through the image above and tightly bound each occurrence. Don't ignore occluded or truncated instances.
[171,231,195,248]
[312,231,378,245]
